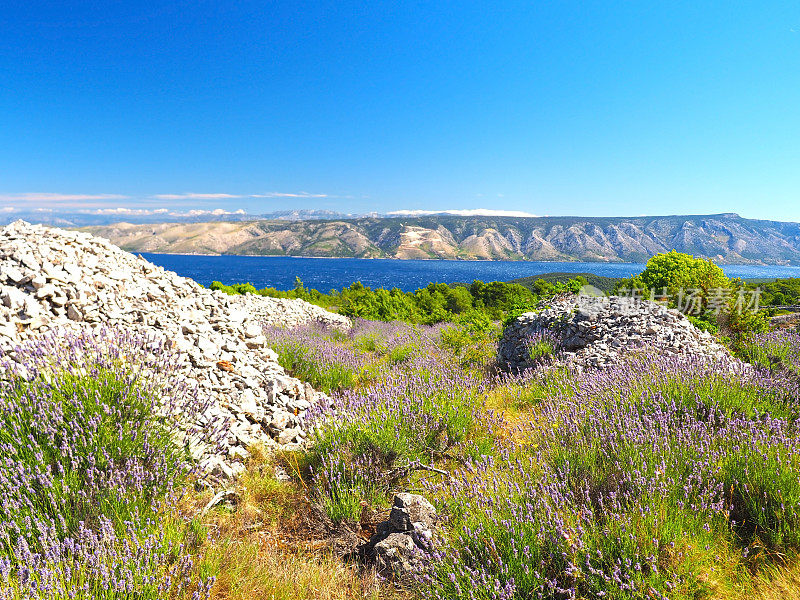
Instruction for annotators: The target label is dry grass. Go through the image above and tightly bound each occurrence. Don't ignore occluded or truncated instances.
[203,540,389,600]
[749,561,800,600]
[173,445,409,600]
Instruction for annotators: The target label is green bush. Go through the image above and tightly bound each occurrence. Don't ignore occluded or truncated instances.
[615,251,769,338]
[214,277,582,325]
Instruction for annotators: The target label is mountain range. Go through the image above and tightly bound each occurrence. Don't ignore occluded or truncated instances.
[78,213,800,265]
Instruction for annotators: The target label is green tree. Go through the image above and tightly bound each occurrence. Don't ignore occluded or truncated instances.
[632,250,729,297]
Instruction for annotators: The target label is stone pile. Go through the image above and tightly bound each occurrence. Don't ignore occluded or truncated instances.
[0,220,350,480]
[499,294,731,371]
[361,493,437,580]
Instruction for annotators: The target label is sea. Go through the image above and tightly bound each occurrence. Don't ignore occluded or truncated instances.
[140,254,800,293]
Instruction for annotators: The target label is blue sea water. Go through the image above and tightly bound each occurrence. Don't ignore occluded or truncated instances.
[140,254,800,293]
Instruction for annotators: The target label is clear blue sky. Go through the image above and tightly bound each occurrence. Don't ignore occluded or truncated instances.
[1,1,799,220]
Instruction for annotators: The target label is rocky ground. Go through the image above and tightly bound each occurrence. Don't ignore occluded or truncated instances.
[771,311,800,330]
[499,293,732,371]
[0,220,350,482]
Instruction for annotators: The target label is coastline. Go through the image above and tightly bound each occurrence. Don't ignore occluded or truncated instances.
[136,251,798,267]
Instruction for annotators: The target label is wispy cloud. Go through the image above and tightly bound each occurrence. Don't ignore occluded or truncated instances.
[388,208,539,218]
[151,193,243,200]
[181,208,247,216]
[83,207,247,217]
[251,192,328,198]
[0,193,129,203]
[88,207,169,215]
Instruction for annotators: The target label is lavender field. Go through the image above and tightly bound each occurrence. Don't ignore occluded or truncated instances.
[1,318,799,599]
[266,320,800,599]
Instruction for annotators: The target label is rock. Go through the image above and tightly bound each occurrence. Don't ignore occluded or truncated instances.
[277,426,302,445]
[362,493,437,580]
[2,266,26,285]
[244,322,262,338]
[0,220,352,482]
[1,286,28,310]
[388,492,437,533]
[269,410,292,432]
[498,294,733,372]
[373,533,421,578]
[216,360,235,373]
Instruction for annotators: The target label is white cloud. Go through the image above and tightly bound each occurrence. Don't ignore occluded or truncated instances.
[152,193,242,200]
[0,193,129,203]
[89,207,161,215]
[81,207,247,217]
[178,208,247,217]
[0,206,15,213]
[388,208,539,218]
[251,192,328,198]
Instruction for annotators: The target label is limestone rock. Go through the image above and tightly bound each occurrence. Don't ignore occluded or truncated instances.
[0,220,351,481]
[362,493,437,579]
[499,294,733,372]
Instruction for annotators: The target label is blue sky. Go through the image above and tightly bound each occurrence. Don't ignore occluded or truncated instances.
[1,1,799,221]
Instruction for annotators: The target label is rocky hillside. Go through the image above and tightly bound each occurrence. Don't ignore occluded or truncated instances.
[81,212,800,264]
[0,220,349,482]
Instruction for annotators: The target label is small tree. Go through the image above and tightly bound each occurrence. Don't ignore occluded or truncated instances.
[616,251,767,337]
[629,250,729,300]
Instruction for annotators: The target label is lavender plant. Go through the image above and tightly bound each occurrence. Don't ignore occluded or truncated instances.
[734,329,800,376]
[266,319,500,522]
[264,312,800,597]
[523,329,562,365]
[0,327,213,599]
[263,319,444,393]
[424,353,800,599]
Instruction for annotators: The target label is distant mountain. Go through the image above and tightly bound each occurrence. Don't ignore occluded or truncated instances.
[80,213,800,265]
[0,208,359,227]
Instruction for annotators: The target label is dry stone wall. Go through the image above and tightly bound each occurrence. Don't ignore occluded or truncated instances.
[0,220,350,481]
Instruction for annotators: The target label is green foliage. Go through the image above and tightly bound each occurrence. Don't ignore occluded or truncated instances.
[632,250,729,295]
[687,314,719,334]
[615,251,770,338]
[527,340,555,362]
[438,316,501,372]
[725,304,770,337]
[512,272,620,294]
[751,277,800,307]
[213,276,588,325]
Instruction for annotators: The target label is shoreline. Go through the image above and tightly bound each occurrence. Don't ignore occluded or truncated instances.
[135,252,799,268]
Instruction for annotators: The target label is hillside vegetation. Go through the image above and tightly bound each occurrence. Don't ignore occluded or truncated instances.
[3,250,800,599]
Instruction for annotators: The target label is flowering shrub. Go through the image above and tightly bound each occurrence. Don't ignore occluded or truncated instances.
[266,319,500,522]
[0,328,213,599]
[523,330,562,365]
[734,329,800,376]
[307,363,498,522]
[263,319,428,392]
[423,354,800,599]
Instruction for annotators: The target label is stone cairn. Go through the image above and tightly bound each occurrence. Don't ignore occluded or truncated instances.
[361,493,437,580]
[499,294,731,372]
[0,220,350,481]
